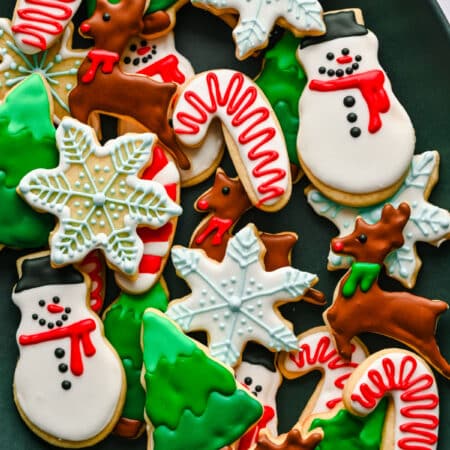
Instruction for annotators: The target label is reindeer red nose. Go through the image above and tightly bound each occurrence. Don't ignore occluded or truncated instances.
[197,200,209,211]
[332,240,345,253]
[80,22,91,34]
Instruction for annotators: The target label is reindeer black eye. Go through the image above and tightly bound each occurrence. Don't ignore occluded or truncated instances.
[357,234,367,244]
[103,13,111,21]
[244,377,252,385]
[222,187,230,195]
[255,385,262,393]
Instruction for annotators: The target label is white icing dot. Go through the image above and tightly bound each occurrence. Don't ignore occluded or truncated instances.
[65,83,72,90]
[224,311,230,318]
[94,165,101,172]
[258,311,263,318]
[247,327,253,333]
[84,201,90,208]
[109,203,116,210]
[104,166,110,172]
[213,314,219,321]
[219,322,225,330]
[118,206,124,211]
[230,276,236,284]
[202,289,207,295]
[74,181,81,188]
[221,280,227,287]
[119,180,126,187]
[113,213,119,220]
[210,296,215,304]
[83,183,91,192]
[119,188,126,195]
[98,177,105,184]
[249,278,255,285]
[99,220,105,227]
[96,210,102,217]
[240,318,246,325]
[74,201,80,207]
[77,210,83,216]
[257,300,262,307]
[257,284,263,290]
[79,172,85,178]
[237,329,243,336]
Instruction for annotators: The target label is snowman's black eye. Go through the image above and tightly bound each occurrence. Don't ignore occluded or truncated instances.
[32,314,38,320]
[355,55,362,62]
[38,299,45,307]
[130,44,137,52]
[255,385,262,393]
[326,52,334,60]
[342,48,350,55]
[244,377,252,385]
[222,186,230,195]
[357,234,367,244]
[65,307,71,314]
[318,66,326,74]
[141,40,148,47]
[102,13,111,22]
[53,296,60,304]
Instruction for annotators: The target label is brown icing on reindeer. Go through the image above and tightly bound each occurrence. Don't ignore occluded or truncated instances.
[69,0,190,169]
[255,429,323,450]
[191,168,325,306]
[325,202,450,378]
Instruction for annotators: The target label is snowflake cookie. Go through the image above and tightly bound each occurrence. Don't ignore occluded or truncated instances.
[18,117,182,276]
[191,0,325,60]
[167,223,318,367]
[307,151,450,288]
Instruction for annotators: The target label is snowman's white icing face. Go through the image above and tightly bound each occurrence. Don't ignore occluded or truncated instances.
[236,361,281,404]
[298,32,380,80]
[121,37,159,71]
[13,284,87,333]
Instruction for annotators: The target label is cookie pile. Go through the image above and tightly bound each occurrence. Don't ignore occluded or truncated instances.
[1,1,449,449]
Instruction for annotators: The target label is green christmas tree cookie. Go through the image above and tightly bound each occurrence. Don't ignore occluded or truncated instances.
[256,31,306,165]
[103,281,169,438]
[142,309,263,450]
[309,398,387,450]
[0,73,57,248]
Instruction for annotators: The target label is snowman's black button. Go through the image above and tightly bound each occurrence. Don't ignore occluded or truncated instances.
[344,96,355,107]
[327,69,335,77]
[347,113,358,123]
[59,363,68,373]
[350,127,361,138]
[53,296,60,304]
[61,381,71,390]
[38,300,45,307]
[336,69,344,77]
[55,348,65,358]
[65,307,71,314]
[47,322,54,329]
[318,66,326,74]
[32,314,38,320]
[39,319,46,326]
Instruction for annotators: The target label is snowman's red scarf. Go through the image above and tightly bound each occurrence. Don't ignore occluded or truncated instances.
[309,69,390,133]
[19,319,96,376]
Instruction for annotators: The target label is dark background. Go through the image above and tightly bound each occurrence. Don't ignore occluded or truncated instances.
[0,1,449,449]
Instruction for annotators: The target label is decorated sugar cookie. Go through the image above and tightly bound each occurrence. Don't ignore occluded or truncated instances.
[11,0,82,54]
[141,309,263,450]
[324,203,450,378]
[255,428,323,450]
[191,0,325,60]
[307,151,450,288]
[0,20,86,123]
[0,73,58,249]
[114,146,180,294]
[297,10,415,207]
[18,117,182,276]
[167,223,319,367]
[12,252,125,447]
[235,345,282,450]
[279,327,368,426]
[118,32,225,187]
[69,0,190,169]
[344,349,439,450]
[173,69,292,211]
[78,251,106,313]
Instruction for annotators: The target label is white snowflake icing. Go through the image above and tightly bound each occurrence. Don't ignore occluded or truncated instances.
[307,151,450,288]
[0,19,85,122]
[167,224,317,367]
[19,117,182,275]
[192,0,325,59]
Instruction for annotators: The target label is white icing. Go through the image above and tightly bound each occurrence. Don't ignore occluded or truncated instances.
[297,32,415,195]
[13,278,123,442]
[280,328,367,423]
[174,69,291,210]
[346,350,439,450]
[12,0,83,54]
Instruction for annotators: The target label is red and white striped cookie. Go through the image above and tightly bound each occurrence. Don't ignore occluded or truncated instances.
[78,251,106,314]
[12,0,83,54]
[344,349,439,450]
[279,327,368,426]
[114,146,180,294]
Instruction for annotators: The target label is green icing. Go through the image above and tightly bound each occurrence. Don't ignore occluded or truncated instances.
[103,283,168,420]
[256,32,306,165]
[310,398,387,450]
[142,310,263,450]
[86,0,178,17]
[342,262,381,298]
[0,74,58,248]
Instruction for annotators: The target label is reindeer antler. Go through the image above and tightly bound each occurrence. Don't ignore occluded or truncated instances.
[255,428,323,450]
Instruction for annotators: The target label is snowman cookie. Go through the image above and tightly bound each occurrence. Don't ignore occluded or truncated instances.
[297,9,415,207]
[12,252,125,447]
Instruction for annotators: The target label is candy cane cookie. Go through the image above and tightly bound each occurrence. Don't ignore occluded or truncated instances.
[279,327,368,426]
[77,251,105,314]
[173,69,292,211]
[344,349,439,450]
[114,146,180,294]
[11,0,83,54]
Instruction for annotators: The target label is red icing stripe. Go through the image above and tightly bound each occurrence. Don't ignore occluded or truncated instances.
[165,183,177,201]
[12,0,77,51]
[138,222,173,243]
[137,55,186,84]
[175,72,286,205]
[79,252,104,313]
[139,254,162,274]
[141,145,168,180]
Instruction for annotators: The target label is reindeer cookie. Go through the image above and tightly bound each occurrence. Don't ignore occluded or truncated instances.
[173,70,292,212]
[344,349,439,450]
[167,223,320,367]
[12,252,125,447]
[69,0,190,169]
[18,117,182,277]
[191,0,325,60]
[297,10,415,207]
[324,203,450,379]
